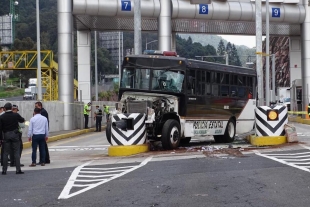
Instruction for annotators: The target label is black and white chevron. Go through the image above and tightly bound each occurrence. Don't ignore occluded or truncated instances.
[111,113,146,145]
[255,105,288,136]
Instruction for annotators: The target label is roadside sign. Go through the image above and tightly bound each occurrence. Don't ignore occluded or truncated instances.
[8,62,13,69]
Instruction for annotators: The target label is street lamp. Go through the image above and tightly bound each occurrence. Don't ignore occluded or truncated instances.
[146,40,158,50]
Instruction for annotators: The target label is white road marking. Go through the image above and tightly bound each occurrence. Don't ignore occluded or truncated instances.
[255,145,310,173]
[58,156,153,199]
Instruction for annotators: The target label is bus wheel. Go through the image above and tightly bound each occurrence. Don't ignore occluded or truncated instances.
[213,135,224,143]
[106,122,112,145]
[222,119,236,143]
[180,137,191,146]
[161,120,181,150]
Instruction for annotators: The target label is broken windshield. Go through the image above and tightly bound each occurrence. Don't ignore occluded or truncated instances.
[121,68,184,93]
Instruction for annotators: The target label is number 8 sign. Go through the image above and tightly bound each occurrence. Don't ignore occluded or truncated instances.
[199,4,208,15]
[272,8,280,18]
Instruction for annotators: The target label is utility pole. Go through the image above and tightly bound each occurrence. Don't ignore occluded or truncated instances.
[36,0,42,100]
[10,0,19,45]
[256,0,263,106]
[95,31,98,101]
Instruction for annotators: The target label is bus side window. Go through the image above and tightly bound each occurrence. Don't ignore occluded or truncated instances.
[187,70,196,95]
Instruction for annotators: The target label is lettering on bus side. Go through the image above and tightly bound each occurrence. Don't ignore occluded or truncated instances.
[193,121,223,129]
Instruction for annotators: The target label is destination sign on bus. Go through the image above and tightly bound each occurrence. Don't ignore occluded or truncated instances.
[193,121,223,129]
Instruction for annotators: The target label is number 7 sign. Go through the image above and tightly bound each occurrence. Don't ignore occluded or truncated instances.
[121,0,131,11]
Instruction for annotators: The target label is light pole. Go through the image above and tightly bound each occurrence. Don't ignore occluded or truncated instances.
[36,0,42,100]
[146,40,158,50]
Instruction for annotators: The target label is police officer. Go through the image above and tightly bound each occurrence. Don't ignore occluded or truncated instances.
[0,103,25,175]
[103,104,110,123]
[94,105,103,132]
[10,105,25,167]
[84,102,91,129]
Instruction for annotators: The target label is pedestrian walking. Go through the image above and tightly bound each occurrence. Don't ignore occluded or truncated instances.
[84,102,91,129]
[94,105,103,132]
[35,102,51,164]
[10,105,25,167]
[103,104,110,123]
[0,102,25,175]
[28,108,49,167]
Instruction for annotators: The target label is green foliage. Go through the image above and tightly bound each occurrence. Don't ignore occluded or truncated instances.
[0,87,24,98]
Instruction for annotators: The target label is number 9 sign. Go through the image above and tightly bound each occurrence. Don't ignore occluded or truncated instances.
[272,8,280,18]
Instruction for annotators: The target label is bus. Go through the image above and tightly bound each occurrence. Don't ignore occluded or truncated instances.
[106,50,257,149]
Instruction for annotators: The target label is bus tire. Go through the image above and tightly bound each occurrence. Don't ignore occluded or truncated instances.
[180,137,191,145]
[161,119,181,150]
[222,118,236,143]
[213,135,224,143]
[106,122,112,145]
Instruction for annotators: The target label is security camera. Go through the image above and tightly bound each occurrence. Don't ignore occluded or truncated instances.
[14,1,19,6]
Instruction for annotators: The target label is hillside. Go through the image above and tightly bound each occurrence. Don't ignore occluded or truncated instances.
[179,34,256,67]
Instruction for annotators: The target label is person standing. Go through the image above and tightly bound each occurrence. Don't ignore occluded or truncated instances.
[0,106,4,166]
[103,104,110,123]
[35,102,50,164]
[84,102,91,129]
[28,108,49,167]
[94,105,103,132]
[0,102,25,175]
[10,105,25,167]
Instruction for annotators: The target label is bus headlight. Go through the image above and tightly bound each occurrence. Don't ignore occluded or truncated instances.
[147,107,155,122]
[267,109,279,121]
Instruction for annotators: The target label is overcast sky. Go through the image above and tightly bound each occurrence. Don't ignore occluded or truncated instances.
[219,35,257,48]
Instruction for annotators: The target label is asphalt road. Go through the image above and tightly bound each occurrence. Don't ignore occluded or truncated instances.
[1,96,24,101]
[1,122,310,207]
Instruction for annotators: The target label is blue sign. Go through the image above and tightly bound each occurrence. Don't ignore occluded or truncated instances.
[199,4,208,15]
[272,8,280,18]
[121,1,131,11]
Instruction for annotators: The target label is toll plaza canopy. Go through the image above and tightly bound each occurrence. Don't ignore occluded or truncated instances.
[72,0,305,36]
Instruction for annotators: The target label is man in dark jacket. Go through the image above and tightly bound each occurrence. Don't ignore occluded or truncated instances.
[0,102,25,175]
[35,102,50,164]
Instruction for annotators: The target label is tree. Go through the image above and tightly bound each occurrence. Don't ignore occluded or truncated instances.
[217,39,226,64]
[230,44,242,66]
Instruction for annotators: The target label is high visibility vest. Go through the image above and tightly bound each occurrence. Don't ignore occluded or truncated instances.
[104,106,110,114]
[84,104,90,115]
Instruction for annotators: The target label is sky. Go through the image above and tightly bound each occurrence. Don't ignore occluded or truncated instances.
[219,35,257,48]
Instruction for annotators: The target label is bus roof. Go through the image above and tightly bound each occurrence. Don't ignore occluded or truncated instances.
[124,55,256,76]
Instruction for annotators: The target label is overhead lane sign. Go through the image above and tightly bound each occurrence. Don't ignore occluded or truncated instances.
[199,4,208,15]
[272,8,281,18]
[121,0,131,11]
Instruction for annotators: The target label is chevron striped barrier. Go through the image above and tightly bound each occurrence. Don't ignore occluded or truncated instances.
[111,113,146,145]
[255,105,288,136]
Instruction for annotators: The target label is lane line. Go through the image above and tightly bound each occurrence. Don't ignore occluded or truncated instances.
[77,174,119,178]
[80,169,129,174]
[58,156,153,199]
[82,166,137,170]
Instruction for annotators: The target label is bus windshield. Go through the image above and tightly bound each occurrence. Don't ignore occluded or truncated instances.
[121,68,184,93]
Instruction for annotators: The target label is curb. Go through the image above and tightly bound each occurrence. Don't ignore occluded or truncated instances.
[108,144,149,156]
[22,126,106,149]
[246,135,286,146]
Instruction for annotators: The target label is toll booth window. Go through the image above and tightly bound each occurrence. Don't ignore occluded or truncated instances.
[197,70,202,95]
[215,73,221,84]
[232,75,238,85]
